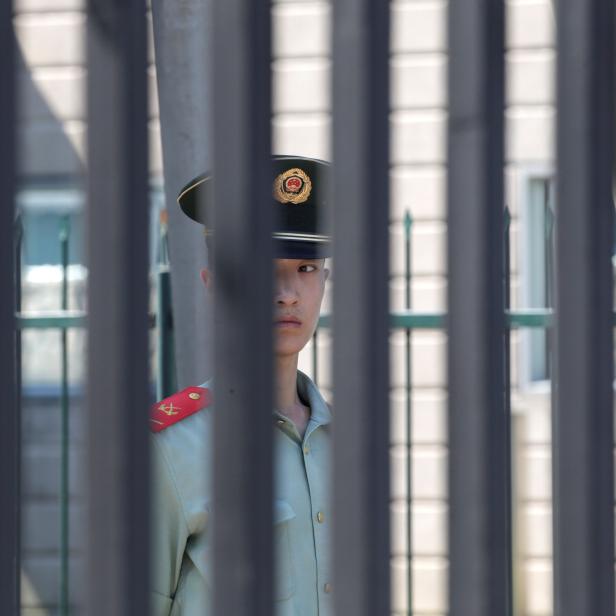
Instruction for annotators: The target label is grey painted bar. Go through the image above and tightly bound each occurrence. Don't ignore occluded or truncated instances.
[332,1,391,614]
[553,0,615,613]
[0,0,19,612]
[447,0,508,614]
[86,1,150,614]
[150,0,211,390]
[210,1,274,614]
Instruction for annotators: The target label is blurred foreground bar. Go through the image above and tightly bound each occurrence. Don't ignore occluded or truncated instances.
[332,1,391,614]
[553,0,615,613]
[86,1,150,614]
[447,0,509,614]
[0,0,19,612]
[210,1,274,614]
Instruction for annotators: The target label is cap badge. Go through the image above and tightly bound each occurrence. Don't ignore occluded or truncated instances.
[273,168,312,204]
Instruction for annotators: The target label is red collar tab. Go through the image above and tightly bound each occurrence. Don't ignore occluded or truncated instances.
[150,386,211,433]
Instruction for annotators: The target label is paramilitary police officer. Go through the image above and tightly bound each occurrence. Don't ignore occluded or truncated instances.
[150,156,333,616]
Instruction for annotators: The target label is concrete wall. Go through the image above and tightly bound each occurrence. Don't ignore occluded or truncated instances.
[15,0,556,614]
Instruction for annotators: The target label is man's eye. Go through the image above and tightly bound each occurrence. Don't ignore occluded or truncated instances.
[299,264,317,273]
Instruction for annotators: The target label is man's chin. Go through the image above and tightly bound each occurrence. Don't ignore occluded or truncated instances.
[274,342,305,358]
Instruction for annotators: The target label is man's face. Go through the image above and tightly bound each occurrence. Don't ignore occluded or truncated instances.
[273,258,329,358]
[200,257,329,358]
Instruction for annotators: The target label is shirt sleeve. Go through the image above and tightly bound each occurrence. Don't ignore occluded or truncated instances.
[150,436,191,616]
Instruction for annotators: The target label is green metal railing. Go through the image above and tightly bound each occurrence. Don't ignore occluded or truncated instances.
[17,208,561,615]
[318,308,555,330]
[16,307,557,332]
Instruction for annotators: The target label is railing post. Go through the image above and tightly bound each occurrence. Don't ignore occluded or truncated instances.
[332,1,391,614]
[0,0,19,612]
[150,0,211,389]
[553,0,615,613]
[210,0,273,614]
[404,210,414,616]
[447,0,508,614]
[59,217,70,616]
[86,1,150,614]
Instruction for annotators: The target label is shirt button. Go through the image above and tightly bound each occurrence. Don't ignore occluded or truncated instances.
[188,392,201,400]
[303,445,310,455]
[324,583,332,594]
[316,511,324,523]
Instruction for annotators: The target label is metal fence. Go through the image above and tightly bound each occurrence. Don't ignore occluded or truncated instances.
[16,207,556,615]
[15,203,560,616]
[16,213,561,616]
[3,0,616,615]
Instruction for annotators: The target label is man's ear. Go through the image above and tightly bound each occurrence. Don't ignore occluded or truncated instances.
[200,268,213,289]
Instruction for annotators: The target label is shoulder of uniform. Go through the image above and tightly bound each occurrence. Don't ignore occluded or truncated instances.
[150,386,212,433]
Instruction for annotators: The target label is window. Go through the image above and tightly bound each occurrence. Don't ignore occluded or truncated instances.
[17,181,166,270]
[17,180,166,392]
[518,169,555,388]
[17,184,84,268]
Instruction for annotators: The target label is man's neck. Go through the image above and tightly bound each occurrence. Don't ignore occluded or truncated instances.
[275,354,311,439]
[275,354,301,410]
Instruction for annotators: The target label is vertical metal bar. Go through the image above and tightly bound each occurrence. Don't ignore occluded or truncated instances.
[544,192,555,379]
[210,0,273,614]
[447,0,507,614]
[150,0,211,389]
[0,0,19,611]
[553,0,615,612]
[404,210,413,616]
[14,215,22,316]
[86,1,150,614]
[14,217,23,422]
[332,1,390,614]
[503,208,513,616]
[59,217,70,616]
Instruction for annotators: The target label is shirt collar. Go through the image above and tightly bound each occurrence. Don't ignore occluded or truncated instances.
[200,371,331,426]
[296,370,331,427]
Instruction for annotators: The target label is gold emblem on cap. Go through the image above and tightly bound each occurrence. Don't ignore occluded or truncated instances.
[273,168,312,204]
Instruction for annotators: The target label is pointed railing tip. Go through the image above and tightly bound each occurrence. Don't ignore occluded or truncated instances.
[14,210,23,234]
[503,205,511,231]
[59,213,70,243]
[404,209,413,237]
[545,204,555,236]
[159,209,170,267]
[14,211,23,254]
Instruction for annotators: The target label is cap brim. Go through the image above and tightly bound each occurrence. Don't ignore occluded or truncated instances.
[274,239,331,259]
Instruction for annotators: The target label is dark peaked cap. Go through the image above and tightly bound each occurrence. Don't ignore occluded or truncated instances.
[177,155,332,259]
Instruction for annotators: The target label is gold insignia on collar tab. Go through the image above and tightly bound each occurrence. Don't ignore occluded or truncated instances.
[158,402,180,416]
[273,168,312,204]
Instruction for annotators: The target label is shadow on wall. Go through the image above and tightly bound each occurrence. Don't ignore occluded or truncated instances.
[16,31,85,179]
[22,572,47,616]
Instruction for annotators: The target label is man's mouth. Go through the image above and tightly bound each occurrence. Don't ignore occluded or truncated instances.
[275,316,302,327]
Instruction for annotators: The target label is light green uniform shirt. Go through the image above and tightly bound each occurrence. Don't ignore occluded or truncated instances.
[151,370,332,616]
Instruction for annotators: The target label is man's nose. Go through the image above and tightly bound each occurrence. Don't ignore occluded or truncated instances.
[275,280,299,305]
